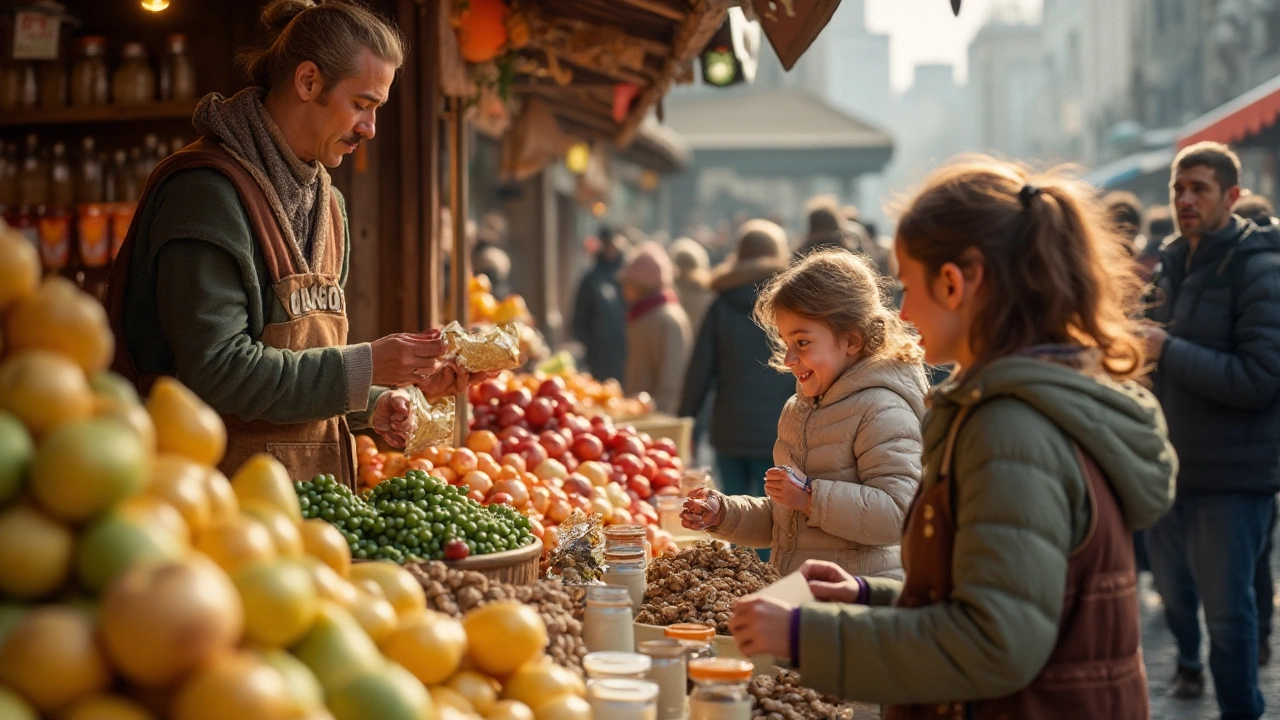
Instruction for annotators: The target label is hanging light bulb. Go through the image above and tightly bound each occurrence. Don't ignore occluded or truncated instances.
[141,0,171,12]
[565,142,590,175]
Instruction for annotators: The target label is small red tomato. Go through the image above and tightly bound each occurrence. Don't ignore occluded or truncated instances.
[443,539,471,560]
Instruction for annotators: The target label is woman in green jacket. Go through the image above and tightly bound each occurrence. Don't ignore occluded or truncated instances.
[729,157,1177,719]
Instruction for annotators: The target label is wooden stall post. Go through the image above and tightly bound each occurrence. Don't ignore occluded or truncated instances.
[448,95,470,447]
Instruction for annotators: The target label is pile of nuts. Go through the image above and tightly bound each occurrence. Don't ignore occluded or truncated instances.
[749,670,869,720]
[636,541,780,634]
[408,562,588,672]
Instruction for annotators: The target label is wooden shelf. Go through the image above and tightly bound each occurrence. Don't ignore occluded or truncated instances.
[0,100,200,128]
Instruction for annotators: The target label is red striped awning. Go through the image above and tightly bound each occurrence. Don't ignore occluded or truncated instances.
[1178,74,1280,149]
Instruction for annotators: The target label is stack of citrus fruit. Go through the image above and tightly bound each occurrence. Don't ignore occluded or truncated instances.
[0,222,590,720]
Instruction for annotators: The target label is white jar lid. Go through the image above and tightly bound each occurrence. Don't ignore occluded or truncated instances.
[588,678,660,703]
[584,651,653,679]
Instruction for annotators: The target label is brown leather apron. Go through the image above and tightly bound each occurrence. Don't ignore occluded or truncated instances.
[106,137,357,488]
[884,406,1148,720]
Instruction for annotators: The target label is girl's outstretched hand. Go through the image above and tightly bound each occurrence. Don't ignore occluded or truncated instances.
[800,560,862,603]
[680,487,725,530]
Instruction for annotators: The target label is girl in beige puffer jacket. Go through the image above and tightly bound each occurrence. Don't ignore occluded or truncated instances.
[682,249,928,578]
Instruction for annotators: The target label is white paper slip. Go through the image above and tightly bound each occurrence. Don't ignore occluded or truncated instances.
[751,570,815,606]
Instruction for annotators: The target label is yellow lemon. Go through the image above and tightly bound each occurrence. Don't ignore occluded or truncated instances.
[299,518,351,577]
[0,350,93,438]
[0,605,111,715]
[0,223,40,314]
[193,514,276,574]
[232,558,319,649]
[348,561,426,616]
[148,454,214,534]
[4,276,112,374]
[0,502,73,599]
[146,377,226,467]
[31,417,149,524]
[231,454,302,523]
[380,610,468,686]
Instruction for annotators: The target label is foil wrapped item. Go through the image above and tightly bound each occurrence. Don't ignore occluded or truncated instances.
[441,321,522,373]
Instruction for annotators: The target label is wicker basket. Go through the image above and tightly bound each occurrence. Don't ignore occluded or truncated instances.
[410,536,543,586]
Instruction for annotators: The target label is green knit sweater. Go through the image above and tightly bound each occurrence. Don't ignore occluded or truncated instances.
[122,167,384,428]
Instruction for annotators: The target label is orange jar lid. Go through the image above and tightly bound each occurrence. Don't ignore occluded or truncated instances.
[665,623,715,642]
[688,657,753,682]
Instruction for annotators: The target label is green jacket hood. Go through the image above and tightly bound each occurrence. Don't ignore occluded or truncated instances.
[938,354,1177,530]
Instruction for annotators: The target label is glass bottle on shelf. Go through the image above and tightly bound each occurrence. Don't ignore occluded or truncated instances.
[160,34,196,101]
[77,137,110,298]
[70,36,109,107]
[0,143,17,223]
[38,57,67,109]
[688,659,753,720]
[112,42,155,106]
[14,135,48,249]
[39,141,74,275]
[109,149,139,262]
[0,61,22,110]
[135,134,161,186]
[18,62,39,108]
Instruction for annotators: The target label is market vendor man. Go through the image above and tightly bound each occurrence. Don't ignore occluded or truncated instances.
[106,0,478,485]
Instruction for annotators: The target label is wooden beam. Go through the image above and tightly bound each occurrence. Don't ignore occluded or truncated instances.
[419,0,442,328]
[616,0,731,147]
[541,47,655,87]
[618,0,686,23]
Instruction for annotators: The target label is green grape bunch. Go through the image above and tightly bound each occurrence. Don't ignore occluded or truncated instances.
[295,470,535,563]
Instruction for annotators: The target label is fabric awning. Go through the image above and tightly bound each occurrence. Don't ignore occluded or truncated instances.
[1177,74,1280,149]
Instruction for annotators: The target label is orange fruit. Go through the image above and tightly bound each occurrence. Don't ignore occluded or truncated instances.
[531,694,590,720]
[347,589,398,645]
[60,694,157,720]
[100,557,244,688]
[146,377,226,467]
[4,276,113,374]
[465,430,500,455]
[232,558,319,648]
[148,454,214,534]
[449,670,499,714]
[0,502,73,599]
[170,651,295,720]
[0,223,40,314]
[75,497,187,593]
[502,660,585,709]
[299,518,352,577]
[462,602,547,678]
[449,448,479,476]
[380,610,468,685]
[240,502,305,558]
[433,466,458,485]
[203,469,239,523]
[348,562,426,616]
[193,514,277,574]
[487,700,535,720]
[231,454,302,524]
[300,556,360,608]
[0,350,94,438]
[31,417,149,524]
[95,396,157,455]
[461,470,493,496]
[476,452,502,478]
[0,605,111,715]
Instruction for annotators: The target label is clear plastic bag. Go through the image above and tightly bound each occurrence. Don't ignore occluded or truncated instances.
[545,509,607,583]
[441,321,521,373]
[403,387,456,456]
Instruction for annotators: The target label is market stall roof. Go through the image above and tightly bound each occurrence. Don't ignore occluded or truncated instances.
[1177,73,1280,149]
[661,89,894,177]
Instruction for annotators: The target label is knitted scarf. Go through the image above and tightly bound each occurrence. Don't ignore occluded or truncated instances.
[193,88,332,272]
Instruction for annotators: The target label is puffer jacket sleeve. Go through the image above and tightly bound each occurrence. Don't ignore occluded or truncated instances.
[1159,251,1280,410]
[709,493,775,549]
[795,400,1074,704]
[805,391,922,546]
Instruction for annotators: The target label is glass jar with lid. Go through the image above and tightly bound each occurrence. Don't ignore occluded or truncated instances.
[587,678,659,720]
[70,37,109,106]
[639,639,688,720]
[603,544,647,612]
[688,658,753,720]
[657,494,685,534]
[583,585,635,653]
[584,651,652,681]
[664,623,716,662]
[605,523,652,562]
[112,42,155,105]
[160,34,196,101]
[680,468,712,497]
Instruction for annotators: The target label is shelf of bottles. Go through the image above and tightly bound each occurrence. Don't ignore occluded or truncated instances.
[0,30,200,299]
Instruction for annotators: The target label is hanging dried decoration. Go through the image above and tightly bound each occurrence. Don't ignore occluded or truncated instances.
[951,0,962,16]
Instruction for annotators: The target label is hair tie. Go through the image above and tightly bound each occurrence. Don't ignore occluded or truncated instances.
[1018,184,1042,210]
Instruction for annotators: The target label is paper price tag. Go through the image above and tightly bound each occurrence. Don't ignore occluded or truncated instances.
[747,570,814,606]
[13,11,60,60]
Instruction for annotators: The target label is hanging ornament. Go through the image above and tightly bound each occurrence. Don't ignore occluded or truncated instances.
[951,0,962,16]
[456,0,509,64]
[613,83,640,124]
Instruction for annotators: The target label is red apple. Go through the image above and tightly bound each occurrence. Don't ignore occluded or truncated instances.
[563,474,593,497]
[500,453,527,474]
[653,468,681,490]
[537,377,567,397]
[539,430,569,458]
[518,440,549,469]
[593,425,617,446]
[572,434,604,461]
[638,433,654,449]
[636,499,658,525]
[612,435,646,458]
[609,508,634,526]
[503,388,533,409]
[467,489,485,503]
[498,425,531,443]
[648,449,673,468]
[655,438,678,457]
[641,456,658,481]
[609,469,628,486]
[627,475,653,499]
[496,404,526,429]
[564,415,592,434]
[476,379,506,404]
[613,452,644,478]
[526,397,555,428]
[562,454,579,473]
[486,491,514,507]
